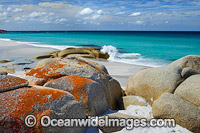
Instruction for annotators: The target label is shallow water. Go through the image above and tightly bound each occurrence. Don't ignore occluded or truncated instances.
[0,31,200,67]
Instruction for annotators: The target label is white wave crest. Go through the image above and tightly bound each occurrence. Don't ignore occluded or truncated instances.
[0,38,12,41]
[101,45,168,67]
[0,38,77,50]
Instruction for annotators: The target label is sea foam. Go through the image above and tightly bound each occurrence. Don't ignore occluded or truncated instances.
[100,45,169,67]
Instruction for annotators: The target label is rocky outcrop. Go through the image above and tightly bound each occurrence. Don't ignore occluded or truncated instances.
[98,112,150,133]
[33,47,109,60]
[33,54,54,60]
[0,75,29,93]
[44,75,108,116]
[36,58,57,68]
[174,74,200,108]
[0,86,86,132]
[118,96,149,110]
[126,55,200,105]
[152,92,200,133]
[181,67,199,79]
[0,30,7,33]
[169,55,200,73]
[126,65,183,105]
[24,57,122,110]
[0,72,7,75]
[0,59,14,63]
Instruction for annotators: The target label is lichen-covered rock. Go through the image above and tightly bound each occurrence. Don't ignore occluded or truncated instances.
[24,57,122,110]
[118,96,149,110]
[152,92,200,133]
[0,75,29,93]
[24,57,107,85]
[174,74,200,108]
[44,75,108,116]
[126,65,183,105]
[0,86,86,132]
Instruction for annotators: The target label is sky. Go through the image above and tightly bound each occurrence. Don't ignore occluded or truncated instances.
[0,0,200,31]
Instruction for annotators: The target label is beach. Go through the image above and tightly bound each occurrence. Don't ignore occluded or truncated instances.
[0,39,147,89]
[0,39,192,132]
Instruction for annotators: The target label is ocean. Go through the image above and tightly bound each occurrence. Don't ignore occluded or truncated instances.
[0,31,200,67]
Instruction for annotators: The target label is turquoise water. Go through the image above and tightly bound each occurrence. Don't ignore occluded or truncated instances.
[0,31,200,67]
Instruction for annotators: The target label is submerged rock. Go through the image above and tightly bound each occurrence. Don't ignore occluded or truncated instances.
[44,75,108,116]
[0,86,86,132]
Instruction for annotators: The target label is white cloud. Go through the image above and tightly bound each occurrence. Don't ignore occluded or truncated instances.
[116,11,125,15]
[7,7,12,12]
[14,17,21,21]
[0,12,7,20]
[29,12,47,18]
[79,8,93,15]
[135,20,144,25]
[129,12,141,16]
[12,8,23,13]
[55,18,67,23]
[91,14,101,20]
[97,10,103,14]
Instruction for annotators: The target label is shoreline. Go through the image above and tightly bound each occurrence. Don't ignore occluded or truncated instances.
[0,39,147,89]
[0,37,169,67]
[0,39,192,132]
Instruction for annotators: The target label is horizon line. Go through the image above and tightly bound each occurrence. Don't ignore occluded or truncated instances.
[5,30,200,32]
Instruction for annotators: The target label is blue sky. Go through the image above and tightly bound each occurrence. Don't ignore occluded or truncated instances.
[0,0,200,31]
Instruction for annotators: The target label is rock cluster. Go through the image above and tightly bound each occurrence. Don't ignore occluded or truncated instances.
[126,55,200,132]
[24,57,122,113]
[0,57,123,132]
[33,47,109,60]
[0,67,15,75]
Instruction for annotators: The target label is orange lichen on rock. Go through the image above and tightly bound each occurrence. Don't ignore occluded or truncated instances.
[95,66,104,74]
[0,76,28,92]
[76,60,104,74]
[64,75,92,102]
[25,61,66,78]
[0,86,67,132]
